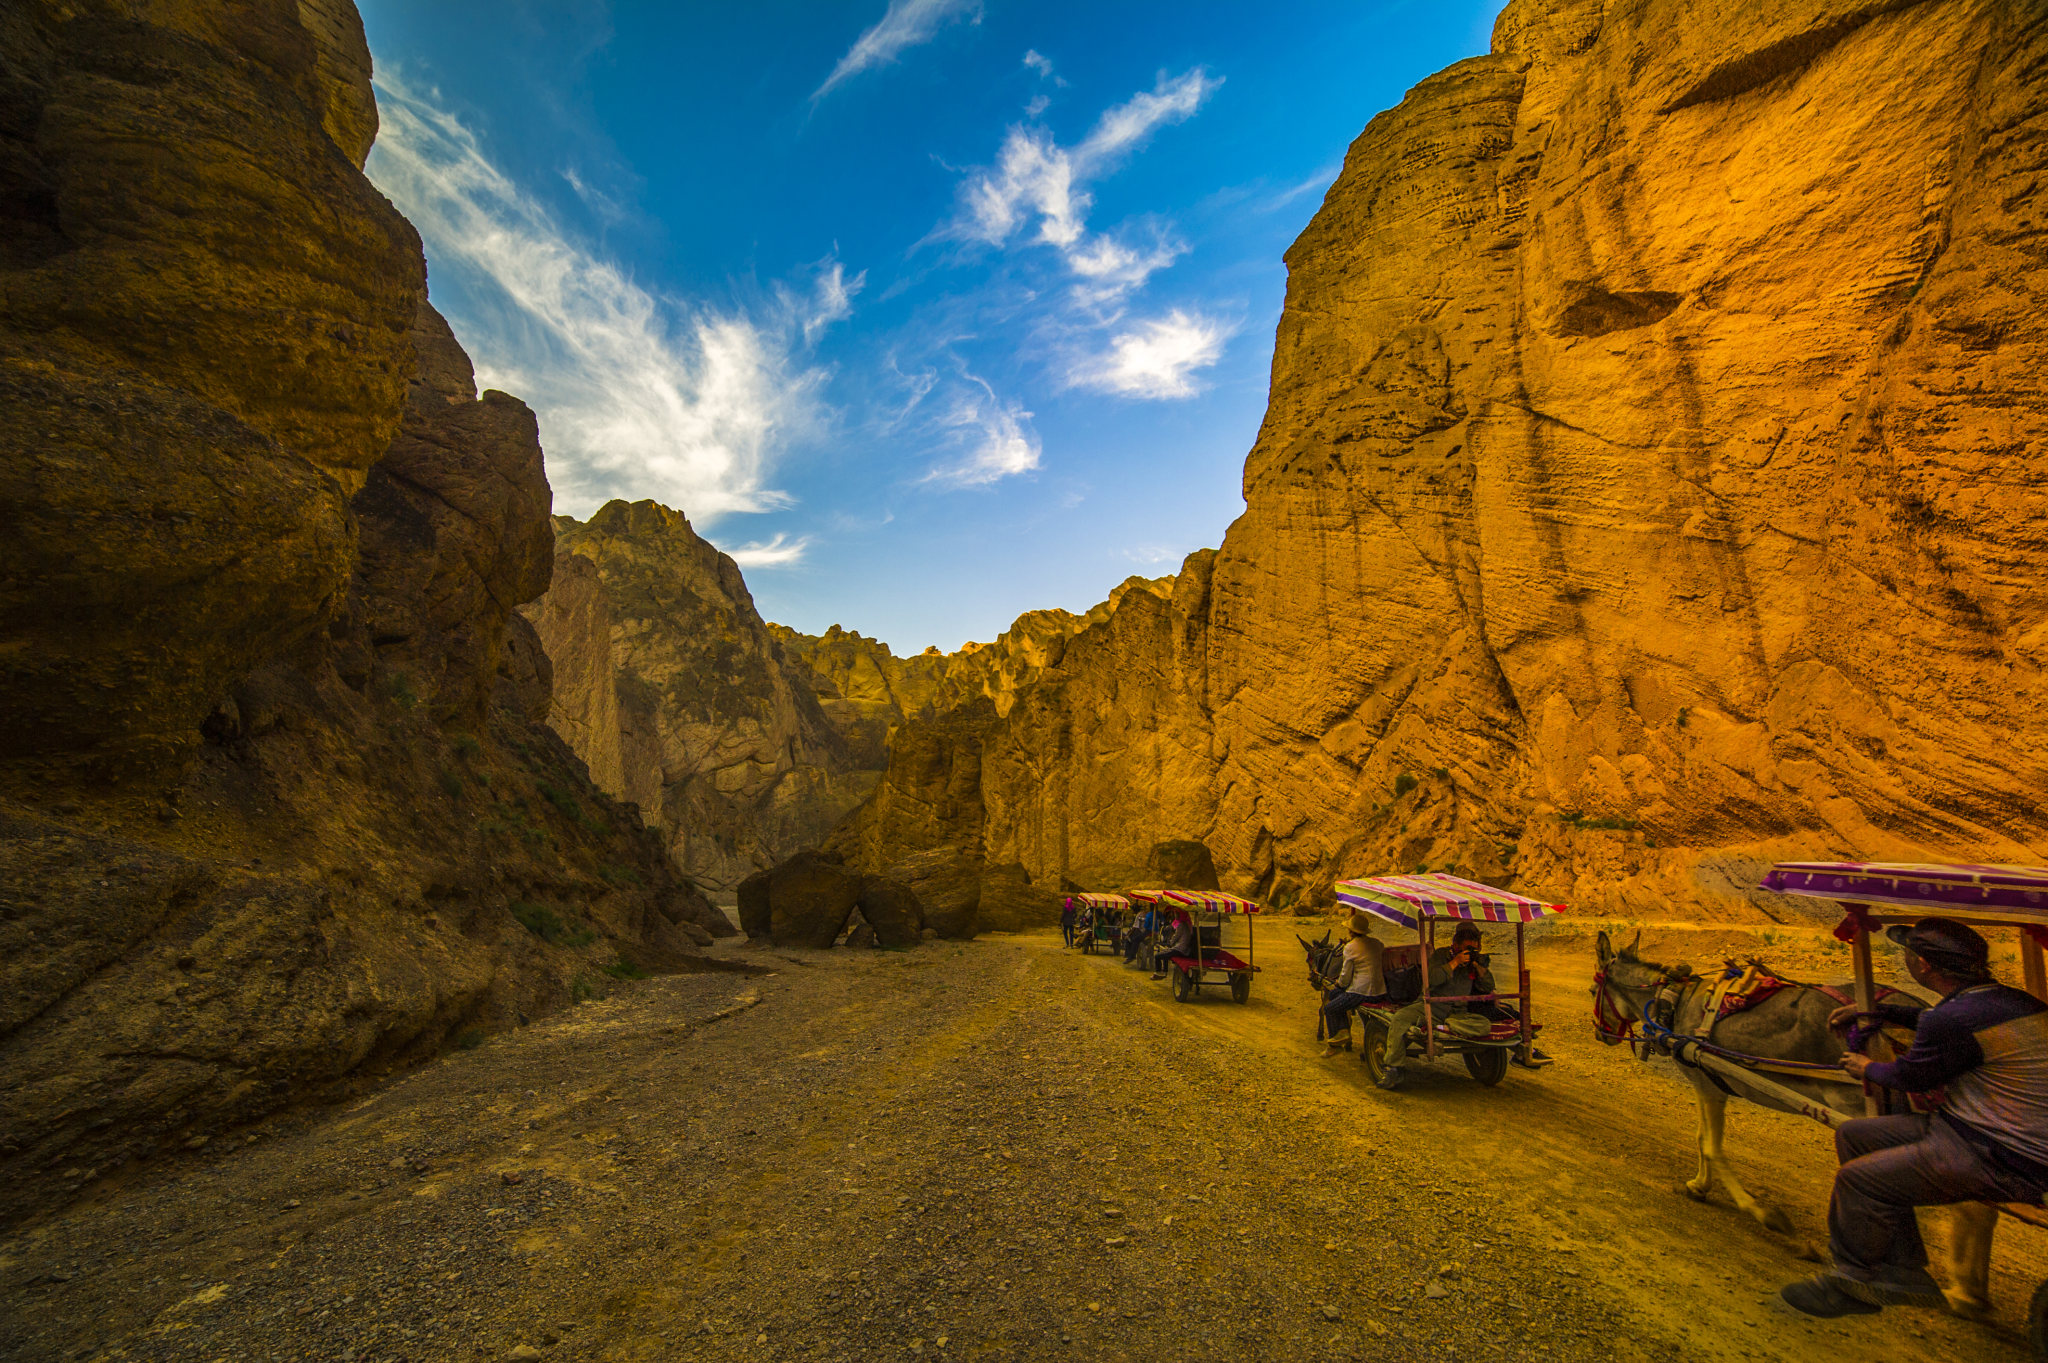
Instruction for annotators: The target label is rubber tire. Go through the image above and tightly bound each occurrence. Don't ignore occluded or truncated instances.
[1464,1045,1510,1087]
[1359,1019,1391,1085]
[1171,966,1195,1003]
[2029,1277,2047,1363]
[1230,973,1251,1004]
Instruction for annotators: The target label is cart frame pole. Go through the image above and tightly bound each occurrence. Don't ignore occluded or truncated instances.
[2023,933,2047,1006]
[1421,917,1436,1062]
[1517,920,1532,1060]
[1848,902,1882,1118]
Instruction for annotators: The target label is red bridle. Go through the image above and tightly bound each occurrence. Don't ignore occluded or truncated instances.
[1590,965,1644,1049]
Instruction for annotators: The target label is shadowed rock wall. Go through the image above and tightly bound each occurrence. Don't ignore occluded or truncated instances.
[0,1,724,1229]
[523,501,887,894]
[834,0,2048,920]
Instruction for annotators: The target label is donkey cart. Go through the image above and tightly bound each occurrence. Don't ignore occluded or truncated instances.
[1331,873,1562,1087]
[1147,889,1261,1003]
[1758,861,2048,1359]
[1065,893,1129,955]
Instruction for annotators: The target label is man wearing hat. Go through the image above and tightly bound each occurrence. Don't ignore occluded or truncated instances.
[1319,911,1387,1058]
[1782,917,2048,1317]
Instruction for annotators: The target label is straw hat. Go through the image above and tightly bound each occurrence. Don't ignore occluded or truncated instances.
[1348,911,1376,937]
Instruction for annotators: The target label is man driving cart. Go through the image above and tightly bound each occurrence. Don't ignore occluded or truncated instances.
[1781,918,2048,1317]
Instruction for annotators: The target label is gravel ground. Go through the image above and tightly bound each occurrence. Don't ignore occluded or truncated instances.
[1,925,2039,1363]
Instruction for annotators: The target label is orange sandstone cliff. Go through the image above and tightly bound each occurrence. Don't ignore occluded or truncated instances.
[831,0,2048,920]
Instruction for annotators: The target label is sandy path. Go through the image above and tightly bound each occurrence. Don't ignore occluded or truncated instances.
[0,925,2039,1362]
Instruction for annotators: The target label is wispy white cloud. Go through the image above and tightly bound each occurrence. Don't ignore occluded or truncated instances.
[367,74,853,522]
[923,375,1041,487]
[1023,49,1056,79]
[814,0,981,102]
[941,68,1220,305]
[1121,544,1180,565]
[1070,309,1236,399]
[723,533,813,568]
[794,259,865,344]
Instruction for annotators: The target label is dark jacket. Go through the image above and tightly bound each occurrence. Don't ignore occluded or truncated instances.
[1427,946,1494,1010]
[1866,982,2048,1174]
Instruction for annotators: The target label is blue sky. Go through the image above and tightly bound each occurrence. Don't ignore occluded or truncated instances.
[359,0,1510,651]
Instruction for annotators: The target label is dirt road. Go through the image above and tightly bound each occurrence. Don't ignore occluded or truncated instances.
[2,923,2040,1362]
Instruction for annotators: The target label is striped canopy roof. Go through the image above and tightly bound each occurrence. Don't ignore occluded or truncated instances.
[1125,888,1261,914]
[1335,872,1565,931]
[1760,862,2048,926]
[1063,893,1131,910]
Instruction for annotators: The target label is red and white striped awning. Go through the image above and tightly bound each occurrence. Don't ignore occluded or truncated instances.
[1063,893,1131,910]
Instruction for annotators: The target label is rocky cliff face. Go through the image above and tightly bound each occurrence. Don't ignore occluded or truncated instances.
[522,501,887,893]
[835,0,2048,920]
[0,1,723,1229]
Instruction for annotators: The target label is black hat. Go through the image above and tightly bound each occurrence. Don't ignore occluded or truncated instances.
[1885,918,1991,977]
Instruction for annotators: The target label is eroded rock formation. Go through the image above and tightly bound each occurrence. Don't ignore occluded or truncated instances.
[834,0,2048,921]
[522,501,886,893]
[0,1,722,1229]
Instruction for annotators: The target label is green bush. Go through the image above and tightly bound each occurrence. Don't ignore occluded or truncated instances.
[438,767,464,800]
[602,960,650,980]
[451,733,483,759]
[509,901,596,947]
[384,671,420,712]
[454,1028,485,1051]
[1431,766,1449,780]
[1559,810,1640,832]
[1393,772,1418,798]
[598,863,645,888]
[571,979,595,1003]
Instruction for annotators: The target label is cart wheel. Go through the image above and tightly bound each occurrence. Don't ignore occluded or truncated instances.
[1464,1046,1510,1087]
[1230,973,1251,1004]
[1359,1019,1390,1085]
[1171,966,1195,1003]
[2030,1277,2048,1363]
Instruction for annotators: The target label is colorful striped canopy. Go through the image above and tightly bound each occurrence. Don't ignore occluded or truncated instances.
[1063,893,1131,910]
[1154,889,1261,914]
[1335,873,1565,931]
[1760,862,2048,926]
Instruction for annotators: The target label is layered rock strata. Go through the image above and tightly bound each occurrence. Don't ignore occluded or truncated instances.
[0,1,721,1229]
[522,501,884,893]
[834,0,2048,920]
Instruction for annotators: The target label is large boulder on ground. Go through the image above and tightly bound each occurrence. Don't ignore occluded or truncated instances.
[1147,840,1219,891]
[762,851,860,948]
[737,869,772,940]
[976,863,1061,933]
[856,875,924,947]
[887,848,981,940]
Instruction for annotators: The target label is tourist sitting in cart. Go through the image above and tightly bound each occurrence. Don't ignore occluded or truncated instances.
[1123,904,1156,965]
[1150,913,1195,980]
[1374,924,1535,1089]
[1781,917,2048,1318]
[1319,911,1387,1057]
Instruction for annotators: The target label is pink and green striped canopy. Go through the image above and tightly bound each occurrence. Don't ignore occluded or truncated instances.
[1760,862,2048,925]
[1335,872,1565,931]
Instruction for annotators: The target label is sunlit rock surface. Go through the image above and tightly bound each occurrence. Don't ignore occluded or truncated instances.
[0,0,721,1229]
[834,0,2048,919]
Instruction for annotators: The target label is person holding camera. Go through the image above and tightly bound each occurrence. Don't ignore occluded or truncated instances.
[1370,922,1494,1090]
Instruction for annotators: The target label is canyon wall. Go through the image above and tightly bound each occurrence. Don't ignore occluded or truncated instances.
[521,494,1182,896]
[522,501,884,894]
[835,0,2048,920]
[0,1,723,1228]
